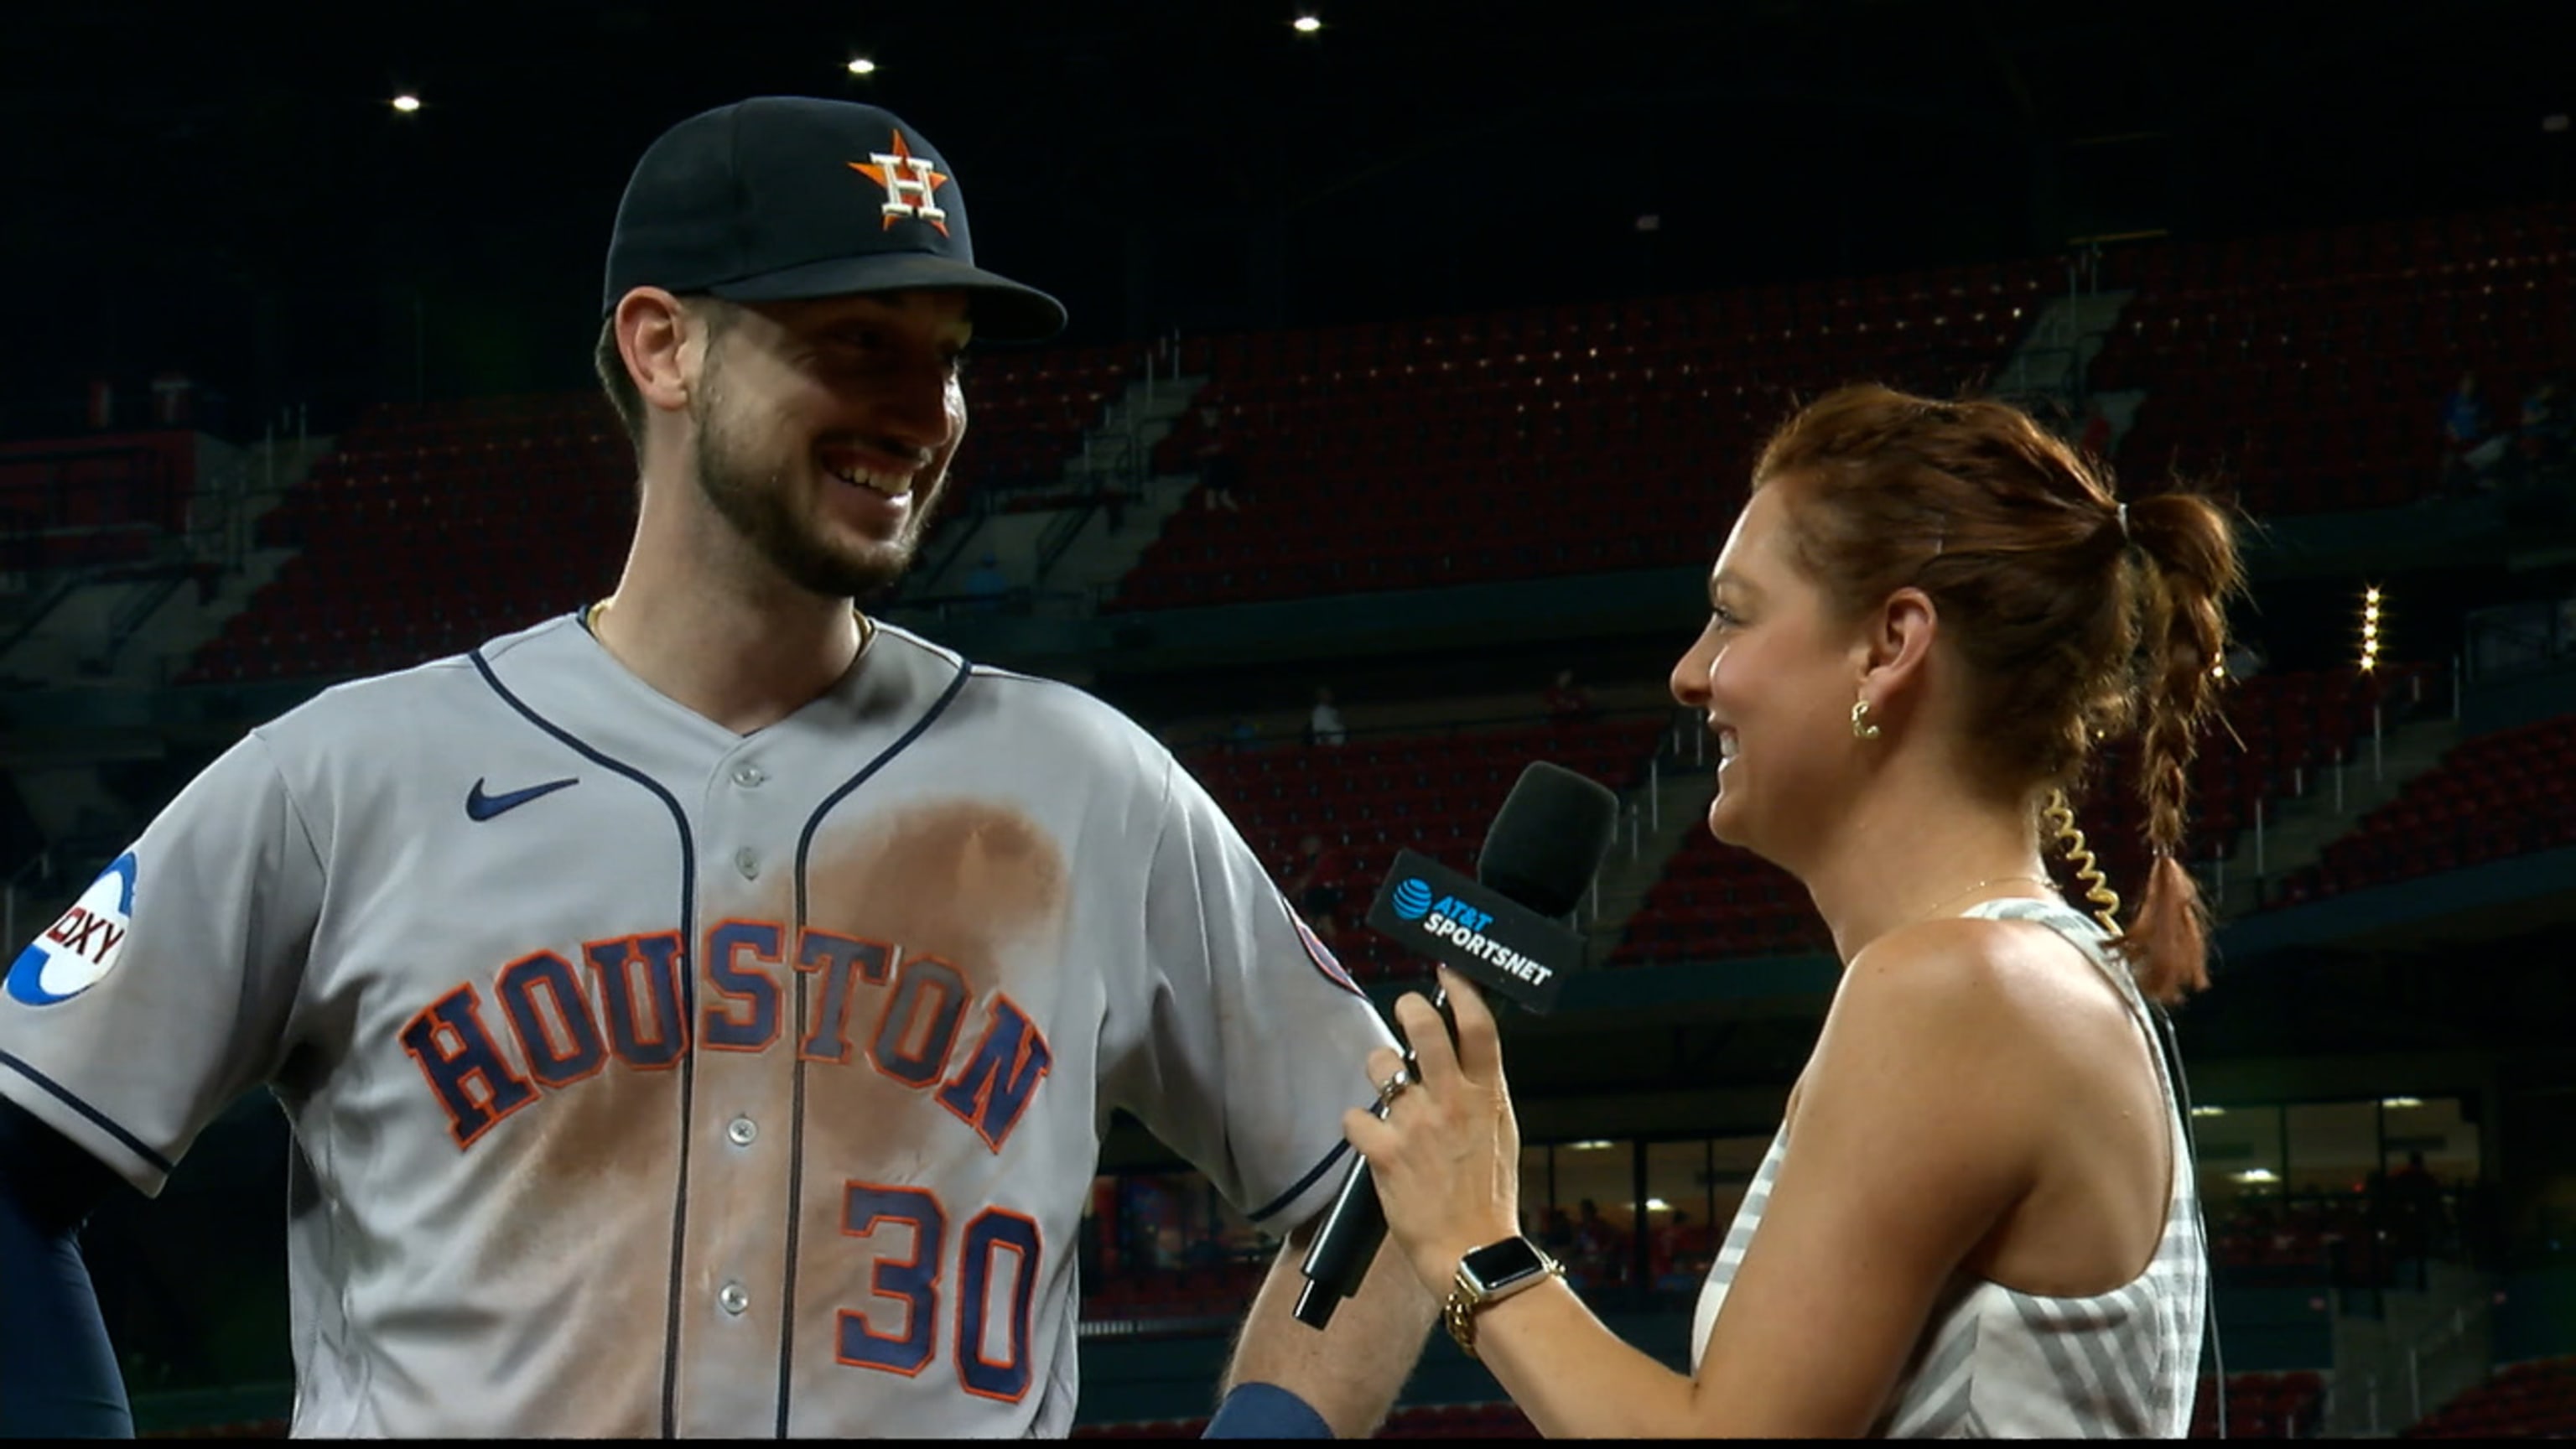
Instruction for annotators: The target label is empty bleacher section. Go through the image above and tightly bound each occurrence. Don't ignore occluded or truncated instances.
[2194,1370,2329,1438]
[1098,204,2574,620]
[1178,711,1672,983]
[0,431,201,572]
[2275,708,2576,906]
[927,343,1145,517]
[1109,260,2063,611]
[2093,205,2576,517]
[1609,667,2428,969]
[165,204,2576,687]
[2403,1354,2576,1437]
[182,393,632,683]
[1079,1261,1269,1329]
[177,348,1142,684]
[2209,1195,2388,1285]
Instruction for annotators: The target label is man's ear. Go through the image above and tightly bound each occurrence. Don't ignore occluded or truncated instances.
[614,287,698,418]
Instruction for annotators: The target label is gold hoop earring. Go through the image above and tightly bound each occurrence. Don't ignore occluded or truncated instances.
[1850,699,1882,741]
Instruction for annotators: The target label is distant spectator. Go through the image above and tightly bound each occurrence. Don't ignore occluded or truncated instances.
[1652,1210,1691,1280]
[2388,1150,2447,1270]
[1307,685,1346,746]
[2444,371,2510,489]
[1195,408,1242,512]
[1538,1207,1576,1259]
[1573,1197,1625,1285]
[962,552,1008,610]
[1223,715,1259,752]
[1285,832,1347,935]
[2444,371,2490,448]
[1541,667,1595,721]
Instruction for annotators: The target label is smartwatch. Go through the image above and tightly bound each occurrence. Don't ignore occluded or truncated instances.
[1442,1237,1564,1359]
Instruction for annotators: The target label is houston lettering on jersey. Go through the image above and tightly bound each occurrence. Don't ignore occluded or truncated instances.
[398,921,1053,1152]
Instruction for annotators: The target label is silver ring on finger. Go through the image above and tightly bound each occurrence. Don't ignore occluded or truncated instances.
[1376,1064,1415,1109]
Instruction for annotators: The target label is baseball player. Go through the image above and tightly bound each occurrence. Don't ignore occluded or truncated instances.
[0,96,1431,1437]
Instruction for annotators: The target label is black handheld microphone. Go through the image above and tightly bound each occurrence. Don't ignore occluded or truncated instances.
[1291,761,1621,1330]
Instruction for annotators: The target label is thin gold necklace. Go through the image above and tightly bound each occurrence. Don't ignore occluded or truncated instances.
[584,597,878,653]
[1899,873,2057,928]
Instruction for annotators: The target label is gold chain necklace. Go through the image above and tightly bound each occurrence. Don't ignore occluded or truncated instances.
[1898,873,2057,928]
[584,597,877,653]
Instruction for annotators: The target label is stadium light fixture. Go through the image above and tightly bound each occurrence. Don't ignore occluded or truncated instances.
[1567,1140,1615,1150]
[2231,1168,2280,1185]
[391,94,422,113]
[2360,585,2383,673]
[847,57,878,75]
[2381,1095,2424,1109]
[1292,14,1323,33]
[1644,1198,1671,1213]
[2189,1104,2226,1118]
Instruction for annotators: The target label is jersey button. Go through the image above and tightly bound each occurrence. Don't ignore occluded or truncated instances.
[727,1116,757,1146]
[719,1282,749,1316]
[733,764,766,789]
[734,847,761,880]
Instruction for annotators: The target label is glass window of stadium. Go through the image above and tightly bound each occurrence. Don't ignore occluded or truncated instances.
[2380,1097,2479,1184]
[1519,1135,1771,1304]
[2283,1102,2379,1196]
[2196,1096,2480,1211]
[1527,1139,1636,1293]
[2191,1104,2287,1213]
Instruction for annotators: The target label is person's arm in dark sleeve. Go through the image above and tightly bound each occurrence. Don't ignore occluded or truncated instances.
[0,1096,132,1436]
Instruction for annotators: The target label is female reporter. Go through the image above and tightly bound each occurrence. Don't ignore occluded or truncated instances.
[1348,384,2237,1437]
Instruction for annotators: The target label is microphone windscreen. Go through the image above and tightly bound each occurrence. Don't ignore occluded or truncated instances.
[1476,761,1621,921]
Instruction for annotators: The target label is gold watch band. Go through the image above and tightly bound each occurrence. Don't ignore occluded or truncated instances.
[1441,1249,1564,1359]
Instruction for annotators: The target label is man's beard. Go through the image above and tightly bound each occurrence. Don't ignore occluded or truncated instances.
[688,381,936,601]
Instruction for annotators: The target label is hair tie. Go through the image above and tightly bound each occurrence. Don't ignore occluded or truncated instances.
[2116,501,2131,541]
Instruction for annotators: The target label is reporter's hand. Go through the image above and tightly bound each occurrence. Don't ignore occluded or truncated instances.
[1341,966,1524,1296]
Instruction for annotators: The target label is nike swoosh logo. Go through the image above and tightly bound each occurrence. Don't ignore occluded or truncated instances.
[466,776,579,822]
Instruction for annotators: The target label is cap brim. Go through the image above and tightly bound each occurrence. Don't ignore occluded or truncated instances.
[709,253,1067,343]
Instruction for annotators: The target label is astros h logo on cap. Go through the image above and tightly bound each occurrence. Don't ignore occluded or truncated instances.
[603,96,1064,342]
[852,131,950,236]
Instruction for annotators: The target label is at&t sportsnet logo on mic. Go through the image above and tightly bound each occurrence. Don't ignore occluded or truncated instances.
[1368,852,1580,1010]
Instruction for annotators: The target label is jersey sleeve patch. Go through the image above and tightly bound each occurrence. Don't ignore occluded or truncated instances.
[1287,902,1365,1000]
[6,853,138,1007]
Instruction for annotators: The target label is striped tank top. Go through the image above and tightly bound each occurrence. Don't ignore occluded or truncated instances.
[1688,896,2209,1437]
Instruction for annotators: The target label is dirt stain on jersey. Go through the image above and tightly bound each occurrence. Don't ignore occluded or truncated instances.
[455,1057,681,1435]
[802,798,1069,964]
[787,800,1073,1374]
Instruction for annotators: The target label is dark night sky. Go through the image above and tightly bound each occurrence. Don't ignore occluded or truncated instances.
[3,0,2570,437]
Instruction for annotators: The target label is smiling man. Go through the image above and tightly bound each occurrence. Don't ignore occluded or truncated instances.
[0,97,1432,1438]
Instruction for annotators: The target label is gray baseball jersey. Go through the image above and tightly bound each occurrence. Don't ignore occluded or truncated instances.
[0,614,1393,1436]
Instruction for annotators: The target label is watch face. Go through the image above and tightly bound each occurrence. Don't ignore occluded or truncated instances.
[1462,1237,1546,1294]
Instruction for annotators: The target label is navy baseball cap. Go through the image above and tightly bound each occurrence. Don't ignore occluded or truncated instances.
[604,96,1066,342]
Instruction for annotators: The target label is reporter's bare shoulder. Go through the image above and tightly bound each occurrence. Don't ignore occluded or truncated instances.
[1777,917,2089,1254]
[1840,914,2130,1034]
[1807,914,2133,1130]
